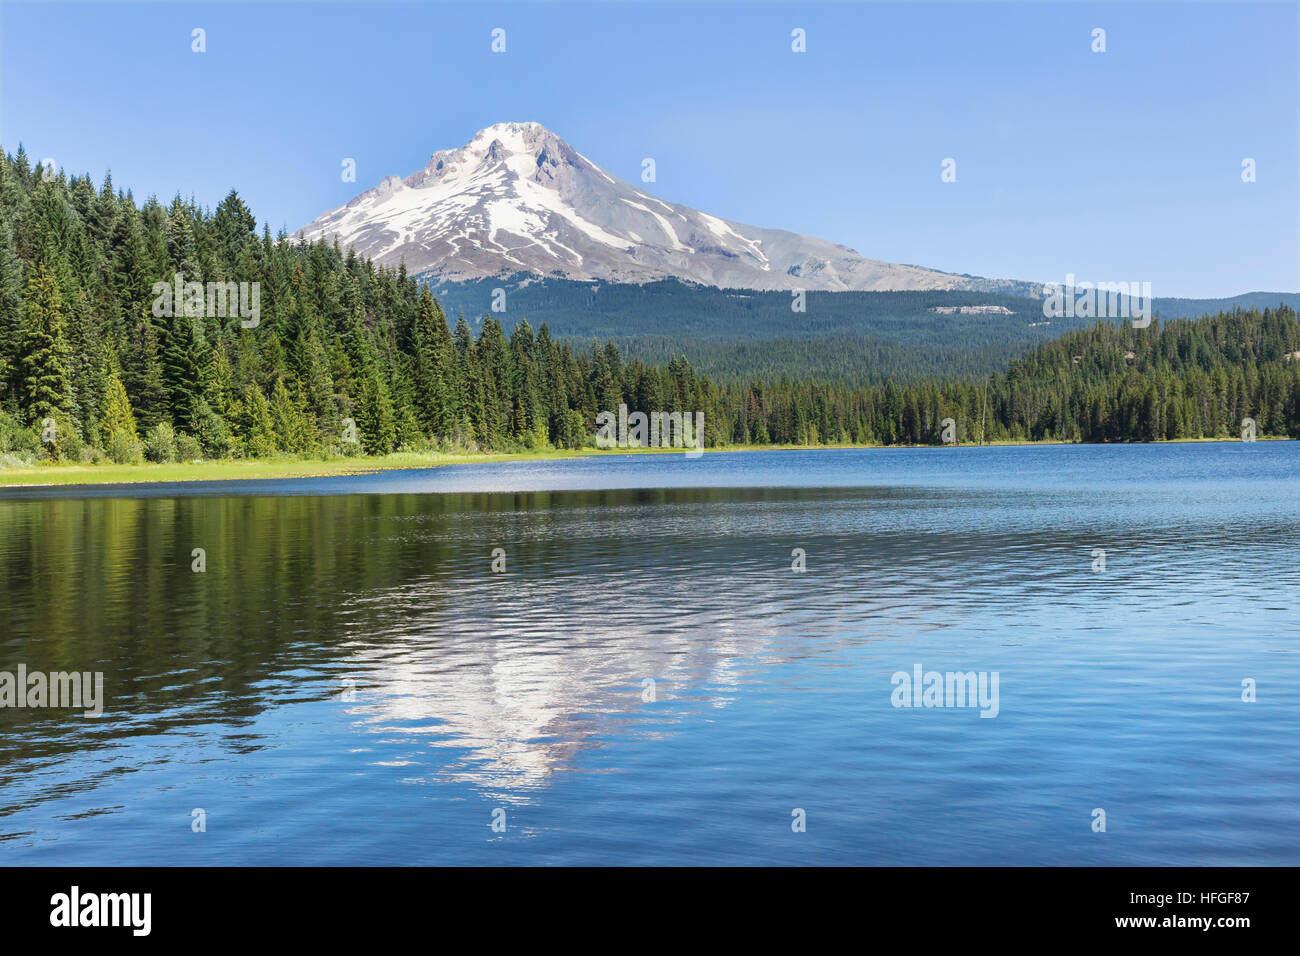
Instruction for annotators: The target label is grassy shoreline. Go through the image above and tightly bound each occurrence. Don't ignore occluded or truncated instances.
[0,436,1284,488]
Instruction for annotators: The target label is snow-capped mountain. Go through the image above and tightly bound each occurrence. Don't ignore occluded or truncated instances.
[295,122,977,292]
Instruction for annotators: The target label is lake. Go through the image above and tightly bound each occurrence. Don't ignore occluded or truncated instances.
[1,442,1297,865]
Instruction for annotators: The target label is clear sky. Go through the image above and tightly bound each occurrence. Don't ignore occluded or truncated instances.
[1,0,1296,297]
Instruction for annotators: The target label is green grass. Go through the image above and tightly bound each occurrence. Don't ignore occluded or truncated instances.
[0,450,572,487]
[0,436,1279,488]
[0,445,702,487]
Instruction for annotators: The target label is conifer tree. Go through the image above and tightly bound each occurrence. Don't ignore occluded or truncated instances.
[18,261,72,423]
[101,371,141,463]
[240,383,277,458]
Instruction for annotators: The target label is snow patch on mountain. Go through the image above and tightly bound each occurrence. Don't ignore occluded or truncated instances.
[295,121,978,292]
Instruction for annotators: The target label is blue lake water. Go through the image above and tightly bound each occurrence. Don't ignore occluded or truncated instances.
[1,442,1297,864]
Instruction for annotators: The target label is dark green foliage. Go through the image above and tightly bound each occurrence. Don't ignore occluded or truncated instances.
[425,275,1300,386]
[1,145,1297,462]
[17,261,71,423]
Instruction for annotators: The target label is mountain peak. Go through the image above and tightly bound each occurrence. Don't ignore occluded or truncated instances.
[296,124,973,292]
[458,122,560,163]
[470,120,551,143]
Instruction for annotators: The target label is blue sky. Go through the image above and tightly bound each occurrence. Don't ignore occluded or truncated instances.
[1,0,1296,297]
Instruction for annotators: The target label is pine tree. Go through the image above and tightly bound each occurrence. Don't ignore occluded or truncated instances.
[412,287,455,437]
[162,311,201,433]
[100,371,141,462]
[121,313,168,429]
[269,376,309,454]
[239,383,277,458]
[356,366,396,454]
[0,217,24,395]
[18,261,72,423]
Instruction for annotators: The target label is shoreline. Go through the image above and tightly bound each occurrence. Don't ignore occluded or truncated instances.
[0,436,1287,489]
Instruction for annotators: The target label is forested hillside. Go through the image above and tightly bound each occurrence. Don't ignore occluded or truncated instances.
[1,147,1298,466]
[427,276,1300,385]
[428,277,1065,385]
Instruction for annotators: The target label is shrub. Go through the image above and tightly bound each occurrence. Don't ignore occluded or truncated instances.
[0,451,35,469]
[106,431,142,464]
[0,408,40,457]
[175,431,202,461]
[193,400,235,459]
[52,410,86,462]
[27,409,84,462]
[143,422,177,463]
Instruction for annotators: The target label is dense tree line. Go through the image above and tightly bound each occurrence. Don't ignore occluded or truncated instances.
[1,146,1298,467]
[430,277,1068,385]
[427,277,1300,386]
[708,307,1300,445]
